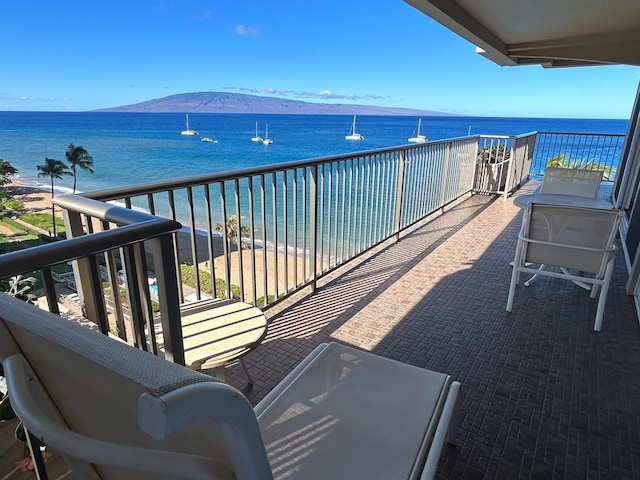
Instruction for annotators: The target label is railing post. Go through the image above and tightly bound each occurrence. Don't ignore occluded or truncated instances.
[471,137,480,193]
[61,207,102,326]
[219,184,231,299]
[152,233,185,365]
[439,142,452,210]
[393,150,407,241]
[86,254,109,334]
[504,137,516,198]
[40,266,59,316]
[309,165,318,291]
[122,244,147,350]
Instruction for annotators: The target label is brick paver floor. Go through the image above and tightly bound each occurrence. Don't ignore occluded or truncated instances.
[219,181,640,479]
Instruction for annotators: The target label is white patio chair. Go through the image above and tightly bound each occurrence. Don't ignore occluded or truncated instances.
[540,167,603,197]
[506,203,622,331]
[0,294,460,480]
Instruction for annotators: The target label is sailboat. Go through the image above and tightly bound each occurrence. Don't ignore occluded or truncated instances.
[180,114,198,136]
[251,121,263,142]
[408,118,427,143]
[262,124,273,145]
[345,115,364,140]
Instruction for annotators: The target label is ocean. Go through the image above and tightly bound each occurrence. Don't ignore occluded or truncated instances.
[0,112,629,195]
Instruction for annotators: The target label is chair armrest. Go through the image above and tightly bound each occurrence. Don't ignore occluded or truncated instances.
[4,354,233,480]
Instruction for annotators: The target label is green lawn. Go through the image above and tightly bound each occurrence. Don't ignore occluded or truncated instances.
[17,212,65,236]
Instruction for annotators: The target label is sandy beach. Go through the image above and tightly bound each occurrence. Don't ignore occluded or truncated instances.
[4,179,312,302]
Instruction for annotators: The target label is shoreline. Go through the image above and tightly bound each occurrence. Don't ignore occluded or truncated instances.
[4,179,312,302]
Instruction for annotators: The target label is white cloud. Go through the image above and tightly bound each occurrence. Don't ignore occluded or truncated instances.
[195,10,212,20]
[10,95,72,103]
[224,87,385,102]
[235,25,260,36]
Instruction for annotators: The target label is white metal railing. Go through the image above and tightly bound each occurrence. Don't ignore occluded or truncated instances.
[474,133,536,196]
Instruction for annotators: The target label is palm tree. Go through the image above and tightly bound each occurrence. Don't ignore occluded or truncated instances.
[37,158,71,236]
[0,159,18,187]
[214,215,251,249]
[65,143,94,193]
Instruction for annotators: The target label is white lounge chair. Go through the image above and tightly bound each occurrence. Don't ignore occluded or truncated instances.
[0,294,460,479]
[507,203,622,331]
[540,167,603,197]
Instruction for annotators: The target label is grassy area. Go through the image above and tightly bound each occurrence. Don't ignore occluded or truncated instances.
[0,217,41,252]
[17,212,65,236]
[0,217,37,236]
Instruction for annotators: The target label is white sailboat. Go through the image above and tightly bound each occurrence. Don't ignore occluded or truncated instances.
[251,121,263,142]
[345,115,364,140]
[180,114,198,136]
[408,118,427,143]
[262,124,273,145]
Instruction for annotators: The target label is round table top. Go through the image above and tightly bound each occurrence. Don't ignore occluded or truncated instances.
[178,299,268,370]
[513,193,614,210]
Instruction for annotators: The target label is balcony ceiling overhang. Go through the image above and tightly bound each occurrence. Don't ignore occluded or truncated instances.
[404,0,640,67]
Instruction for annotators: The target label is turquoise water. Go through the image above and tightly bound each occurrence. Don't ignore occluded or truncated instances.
[0,112,628,194]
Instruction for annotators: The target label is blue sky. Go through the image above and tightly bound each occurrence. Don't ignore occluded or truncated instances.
[1,0,638,118]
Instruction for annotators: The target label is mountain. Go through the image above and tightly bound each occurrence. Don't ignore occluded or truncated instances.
[93,92,453,116]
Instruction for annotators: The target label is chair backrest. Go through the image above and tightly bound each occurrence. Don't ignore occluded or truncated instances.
[0,294,273,480]
[540,167,603,197]
[523,203,621,274]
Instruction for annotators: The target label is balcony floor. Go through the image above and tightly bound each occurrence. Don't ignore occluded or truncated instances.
[219,180,640,479]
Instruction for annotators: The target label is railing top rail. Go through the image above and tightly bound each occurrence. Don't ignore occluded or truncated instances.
[513,131,538,139]
[0,217,182,278]
[478,134,513,139]
[52,194,174,226]
[536,131,625,137]
[82,136,480,202]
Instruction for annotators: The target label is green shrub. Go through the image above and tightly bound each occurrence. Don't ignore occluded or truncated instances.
[0,275,38,303]
[255,294,276,307]
[477,145,511,163]
[180,264,240,299]
[2,200,23,211]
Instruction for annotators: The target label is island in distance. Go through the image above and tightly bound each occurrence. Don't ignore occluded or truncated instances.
[93,91,455,116]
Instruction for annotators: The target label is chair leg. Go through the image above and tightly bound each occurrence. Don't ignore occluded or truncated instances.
[593,258,616,332]
[523,264,545,287]
[446,382,461,445]
[240,358,254,385]
[213,366,226,382]
[507,242,524,312]
[213,361,253,385]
